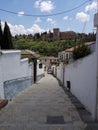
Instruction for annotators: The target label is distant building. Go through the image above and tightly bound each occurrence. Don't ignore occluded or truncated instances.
[41,28,77,41]
[21,50,39,62]
[53,28,60,41]
[39,56,58,69]
[58,41,96,63]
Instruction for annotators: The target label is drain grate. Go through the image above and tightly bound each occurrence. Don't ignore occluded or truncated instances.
[47,116,65,124]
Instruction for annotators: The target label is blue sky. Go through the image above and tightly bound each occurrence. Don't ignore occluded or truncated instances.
[0,0,97,36]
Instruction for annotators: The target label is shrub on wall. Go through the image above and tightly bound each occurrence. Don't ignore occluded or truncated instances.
[73,44,91,60]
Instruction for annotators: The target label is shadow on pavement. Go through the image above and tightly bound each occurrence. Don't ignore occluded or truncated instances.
[57,79,98,130]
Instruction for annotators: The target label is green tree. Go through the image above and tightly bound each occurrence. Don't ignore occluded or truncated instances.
[33,33,41,41]
[73,44,91,60]
[0,20,3,49]
[3,22,13,49]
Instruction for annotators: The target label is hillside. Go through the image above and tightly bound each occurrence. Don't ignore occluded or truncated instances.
[12,33,96,57]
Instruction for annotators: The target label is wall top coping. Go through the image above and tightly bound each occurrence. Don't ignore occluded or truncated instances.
[21,58,28,62]
[1,50,21,55]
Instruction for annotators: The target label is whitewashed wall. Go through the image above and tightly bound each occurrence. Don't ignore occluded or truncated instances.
[1,51,33,81]
[52,65,57,77]
[64,52,97,120]
[0,50,33,99]
[57,64,64,84]
[28,63,33,77]
[0,83,4,99]
[53,67,57,77]
[37,60,45,76]
[0,54,4,98]
[20,58,33,78]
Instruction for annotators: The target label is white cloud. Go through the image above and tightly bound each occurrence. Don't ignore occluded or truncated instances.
[35,17,41,23]
[1,21,4,29]
[1,21,26,36]
[8,24,26,36]
[1,21,44,36]
[35,0,54,12]
[18,11,24,17]
[35,0,41,8]
[67,27,71,31]
[85,1,97,12]
[76,12,90,22]
[27,24,45,34]
[63,16,68,20]
[63,16,72,21]
[47,18,56,25]
[1,21,45,36]
[40,1,54,12]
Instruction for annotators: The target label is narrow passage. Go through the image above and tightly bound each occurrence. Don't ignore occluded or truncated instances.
[0,74,86,130]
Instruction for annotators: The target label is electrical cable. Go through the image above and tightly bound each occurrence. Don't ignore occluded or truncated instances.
[0,0,89,17]
[82,0,92,33]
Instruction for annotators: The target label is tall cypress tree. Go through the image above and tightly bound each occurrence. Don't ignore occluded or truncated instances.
[3,22,13,49]
[0,20,3,49]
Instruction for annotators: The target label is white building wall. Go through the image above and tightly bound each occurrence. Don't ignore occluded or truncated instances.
[64,52,97,120]
[54,67,57,76]
[0,50,33,99]
[94,13,98,120]
[20,58,30,77]
[28,63,33,77]
[1,51,21,81]
[0,83,4,99]
[1,51,33,81]
[37,60,44,76]
[52,65,57,76]
[89,44,96,52]
[0,55,4,98]
[57,64,63,84]
[57,65,60,80]
[21,60,33,77]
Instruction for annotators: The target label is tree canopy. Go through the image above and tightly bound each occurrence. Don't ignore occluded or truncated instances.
[73,44,91,60]
[12,31,96,57]
[0,21,13,49]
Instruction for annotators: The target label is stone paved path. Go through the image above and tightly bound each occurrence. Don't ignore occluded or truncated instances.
[0,74,86,130]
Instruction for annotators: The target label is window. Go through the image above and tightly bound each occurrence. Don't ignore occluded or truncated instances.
[66,53,68,59]
[39,63,43,69]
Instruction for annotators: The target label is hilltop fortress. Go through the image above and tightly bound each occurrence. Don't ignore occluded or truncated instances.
[41,28,77,41]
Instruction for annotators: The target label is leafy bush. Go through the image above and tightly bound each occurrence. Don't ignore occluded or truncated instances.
[73,44,91,60]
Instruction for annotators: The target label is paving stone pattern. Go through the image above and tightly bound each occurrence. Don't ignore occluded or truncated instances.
[0,74,86,130]
[60,82,98,130]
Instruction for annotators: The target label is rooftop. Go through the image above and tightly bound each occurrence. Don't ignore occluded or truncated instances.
[59,41,96,54]
[21,50,39,58]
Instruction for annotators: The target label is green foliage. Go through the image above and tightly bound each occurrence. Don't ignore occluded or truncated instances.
[12,32,95,57]
[73,44,91,60]
[0,21,13,49]
[2,22,13,49]
[13,37,79,56]
[77,33,96,42]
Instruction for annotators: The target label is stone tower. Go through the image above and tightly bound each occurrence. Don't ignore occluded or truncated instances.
[53,28,60,41]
